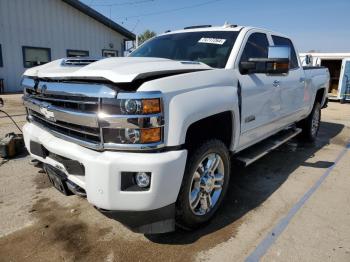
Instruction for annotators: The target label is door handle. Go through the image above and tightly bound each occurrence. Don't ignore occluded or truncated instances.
[273,80,280,87]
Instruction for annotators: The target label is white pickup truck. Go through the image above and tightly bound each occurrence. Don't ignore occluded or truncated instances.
[22,24,329,234]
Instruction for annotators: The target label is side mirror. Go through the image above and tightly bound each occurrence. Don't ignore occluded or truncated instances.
[240,46,290,75]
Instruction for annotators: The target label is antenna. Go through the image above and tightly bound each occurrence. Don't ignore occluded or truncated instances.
[223,22,238,28]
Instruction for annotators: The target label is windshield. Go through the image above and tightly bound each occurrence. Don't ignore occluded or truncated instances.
[130,31,239,68]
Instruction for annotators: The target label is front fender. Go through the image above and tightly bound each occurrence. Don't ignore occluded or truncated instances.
[166,85,240,149]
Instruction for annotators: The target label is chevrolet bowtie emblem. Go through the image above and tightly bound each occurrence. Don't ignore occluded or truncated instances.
[39,106,55,121]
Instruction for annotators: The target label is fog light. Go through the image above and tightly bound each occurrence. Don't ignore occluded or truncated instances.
[135,172,151,188]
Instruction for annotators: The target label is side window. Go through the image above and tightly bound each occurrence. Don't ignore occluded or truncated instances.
[240,33,269,63]
[272,36,299,69]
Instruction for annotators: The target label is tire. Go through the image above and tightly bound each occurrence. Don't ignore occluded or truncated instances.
[298,102,321,142]
[176,139,230,230]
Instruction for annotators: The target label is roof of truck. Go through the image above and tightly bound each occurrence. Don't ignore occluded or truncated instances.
[163,24,245,35]
[161,24,288,39]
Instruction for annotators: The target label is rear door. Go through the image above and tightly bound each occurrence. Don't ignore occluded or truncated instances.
[272,35,306,123]
[237,31,282,148]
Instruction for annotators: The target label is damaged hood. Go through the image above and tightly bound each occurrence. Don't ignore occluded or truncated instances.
[23,57,212,83]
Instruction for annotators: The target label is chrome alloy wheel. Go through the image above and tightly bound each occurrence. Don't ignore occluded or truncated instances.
[311,107,320,136]
[189,153,225,216]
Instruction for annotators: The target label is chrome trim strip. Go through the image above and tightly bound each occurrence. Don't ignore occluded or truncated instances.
[98,113,164,129]
[103,142,165,151]
[98,98,105,148]
[24,96,99,128]
[26,95,98,105]
[29,113,100,137]
[117,91,163,99]
[37,81,116,98]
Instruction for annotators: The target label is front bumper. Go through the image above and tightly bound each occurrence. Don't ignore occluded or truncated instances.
[23,123,187,231]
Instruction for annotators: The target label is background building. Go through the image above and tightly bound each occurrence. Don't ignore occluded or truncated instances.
[0,0,135,93]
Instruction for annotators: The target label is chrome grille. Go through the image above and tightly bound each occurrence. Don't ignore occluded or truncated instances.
[23,80,117,150]
[29,109,101,142]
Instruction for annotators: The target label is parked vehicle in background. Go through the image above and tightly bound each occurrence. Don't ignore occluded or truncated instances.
[21,24,329,233]
[300,53,350,103]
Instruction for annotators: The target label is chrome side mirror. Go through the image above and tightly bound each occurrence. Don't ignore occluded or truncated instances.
[240,46,290,75]
[268,45,290,60]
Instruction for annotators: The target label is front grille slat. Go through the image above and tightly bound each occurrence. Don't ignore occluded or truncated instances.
[31,114,101,143]
[30,110,100,137]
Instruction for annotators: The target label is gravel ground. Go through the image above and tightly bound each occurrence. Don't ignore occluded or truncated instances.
[0,94,349,262]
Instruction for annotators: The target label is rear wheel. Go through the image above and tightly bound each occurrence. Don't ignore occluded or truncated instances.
[298,102,321,142]
[176,139,230,230]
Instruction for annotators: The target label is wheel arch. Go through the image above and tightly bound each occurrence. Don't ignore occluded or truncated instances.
[315,87,327,107]
[184,111,235,151]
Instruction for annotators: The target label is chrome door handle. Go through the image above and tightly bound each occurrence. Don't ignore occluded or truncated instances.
[273,80,280,87]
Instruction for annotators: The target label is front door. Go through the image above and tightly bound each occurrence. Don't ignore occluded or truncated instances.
[237,32,282,149]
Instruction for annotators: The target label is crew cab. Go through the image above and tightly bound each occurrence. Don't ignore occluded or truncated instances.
[21,24,329,233]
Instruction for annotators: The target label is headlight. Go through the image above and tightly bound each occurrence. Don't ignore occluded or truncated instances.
[103,127,162,145]
[102,97,161,115]
[122,99,142,114]
[99,92,164,149]
[120,98,161,115]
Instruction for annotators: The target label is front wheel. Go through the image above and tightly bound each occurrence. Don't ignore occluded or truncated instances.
[298,102,321,142]
[176,139,230,230]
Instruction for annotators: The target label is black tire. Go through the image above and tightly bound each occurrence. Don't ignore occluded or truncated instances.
[298,102,321,142]
[176,139,230,230]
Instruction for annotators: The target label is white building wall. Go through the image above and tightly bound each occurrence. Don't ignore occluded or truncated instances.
[0,0,131,92]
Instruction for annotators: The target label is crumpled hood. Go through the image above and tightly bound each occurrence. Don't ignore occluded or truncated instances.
[23,57,212,83]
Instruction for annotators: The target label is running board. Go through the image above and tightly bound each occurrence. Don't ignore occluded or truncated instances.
[233,128,302,167]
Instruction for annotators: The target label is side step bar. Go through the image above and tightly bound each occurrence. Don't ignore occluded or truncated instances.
[233,128,302,167]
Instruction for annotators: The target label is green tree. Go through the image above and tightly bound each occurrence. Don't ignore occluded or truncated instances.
[138,30,157,45]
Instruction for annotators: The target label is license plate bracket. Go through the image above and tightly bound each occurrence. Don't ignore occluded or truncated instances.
[44,164,72,196]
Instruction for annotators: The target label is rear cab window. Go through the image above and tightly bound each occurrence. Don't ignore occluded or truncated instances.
[272,35,299,69]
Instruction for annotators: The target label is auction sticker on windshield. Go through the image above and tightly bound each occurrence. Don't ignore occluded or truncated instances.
[198,38,226,45]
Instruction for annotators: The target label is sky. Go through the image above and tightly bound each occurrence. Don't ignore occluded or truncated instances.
[81,0,350,52]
